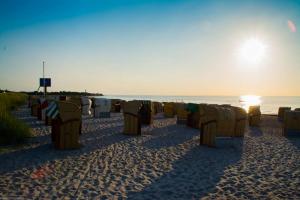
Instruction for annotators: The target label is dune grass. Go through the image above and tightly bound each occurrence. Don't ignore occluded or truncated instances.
[0,92,32,146]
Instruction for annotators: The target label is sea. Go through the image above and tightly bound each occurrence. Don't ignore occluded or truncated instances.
[100,95,300,114]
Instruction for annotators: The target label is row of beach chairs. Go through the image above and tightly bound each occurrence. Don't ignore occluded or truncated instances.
[28,95,299,150]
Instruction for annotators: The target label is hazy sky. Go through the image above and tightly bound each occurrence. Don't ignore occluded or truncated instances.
[0,0,299,96]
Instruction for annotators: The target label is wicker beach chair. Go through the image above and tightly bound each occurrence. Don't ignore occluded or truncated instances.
[248,106,261,126]
[278,107,291,121]
[50,101,81,150]
[110,99,121,112]
[283,111,300,136]
[199,104,218,147]
[199,105,246,147]
[139,100,154,125]
[153,101,163,114]
[81,96,91,115]
[231,106,247,137]
[176,103,188,125]
[163,102,175,118]
[123,101,142,135]
[37,98,48,121]
[94,98,111,118]
[186,103,201,129]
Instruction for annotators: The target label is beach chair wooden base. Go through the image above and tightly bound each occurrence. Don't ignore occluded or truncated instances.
[200,120,217,147]
[123,113,141,136]
[235,119,246,137]
[187,113,200,129]
[51,119,81,150]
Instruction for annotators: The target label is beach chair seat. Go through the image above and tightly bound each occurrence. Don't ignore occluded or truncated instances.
[248,106,261,126]
[163,102,175,118]
[278,107,291,121]
[49,101,81,150]
[123,101,142,135]
[283,111,300,136]
[94,98,111,118]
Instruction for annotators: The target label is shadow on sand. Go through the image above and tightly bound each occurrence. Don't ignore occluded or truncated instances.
[127,138,244,200]
[0,124,129,173]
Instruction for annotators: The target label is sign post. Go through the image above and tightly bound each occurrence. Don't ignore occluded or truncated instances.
[40,61,51,97]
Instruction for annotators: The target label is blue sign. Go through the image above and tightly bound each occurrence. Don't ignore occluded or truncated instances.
[40,78,51,87]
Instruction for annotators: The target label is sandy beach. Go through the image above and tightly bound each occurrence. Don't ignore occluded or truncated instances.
[0,106,299,199]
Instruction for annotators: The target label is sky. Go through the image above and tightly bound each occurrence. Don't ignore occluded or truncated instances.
[0,0,300,96]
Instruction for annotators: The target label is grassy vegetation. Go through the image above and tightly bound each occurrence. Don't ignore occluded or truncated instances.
[0,92,32,146]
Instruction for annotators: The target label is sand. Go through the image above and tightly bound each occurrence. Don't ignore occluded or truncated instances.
[0,106,299,199]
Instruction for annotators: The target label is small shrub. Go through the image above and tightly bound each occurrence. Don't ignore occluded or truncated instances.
[0,93,32,145]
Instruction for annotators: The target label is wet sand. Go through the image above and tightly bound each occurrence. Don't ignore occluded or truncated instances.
[0,106,299,199]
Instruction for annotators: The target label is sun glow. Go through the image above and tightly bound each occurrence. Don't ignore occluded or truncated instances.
[238,38,267,65]
[240,95,261,112]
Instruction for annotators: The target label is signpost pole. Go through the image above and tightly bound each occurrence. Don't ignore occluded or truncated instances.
[43,61,46,97]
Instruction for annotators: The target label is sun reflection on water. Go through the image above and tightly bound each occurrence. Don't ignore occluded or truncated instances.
[239,95,261,112]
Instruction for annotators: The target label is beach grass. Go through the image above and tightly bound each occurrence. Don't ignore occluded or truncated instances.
[0,92,32,146]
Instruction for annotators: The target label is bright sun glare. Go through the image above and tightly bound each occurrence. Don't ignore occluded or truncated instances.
[238,38,267,65]
[240,95,261,112]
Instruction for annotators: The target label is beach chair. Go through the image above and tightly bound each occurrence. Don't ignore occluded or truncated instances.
[68,96,81,107]
[186,103,201,129]
[163,102,175,118]
[37,98,48,121]
[248,106,261,126]
[231,106,247,137]
[278,107,291,121]
[139,100,154,125]
[50,101,81,150]
[110,99,121,112]
[283,111,300,136]
[94,98,111,118]
[153,101,163,114]
[216,106,236,137]
[123,101,142,135]
[59,96,68,101]
[199,104,218,147]
[176,103,188,125]
[45,101,56,126]
[81,96,91,115]
[120,100,127,112]
[200,105,246,147]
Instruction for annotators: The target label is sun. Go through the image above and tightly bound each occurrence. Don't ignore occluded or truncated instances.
[238,38,267,65]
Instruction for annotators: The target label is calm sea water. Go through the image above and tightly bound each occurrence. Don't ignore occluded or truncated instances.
[100,95,300,114]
